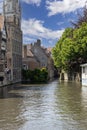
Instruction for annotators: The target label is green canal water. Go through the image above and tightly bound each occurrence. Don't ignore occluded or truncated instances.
[0,80,87,130]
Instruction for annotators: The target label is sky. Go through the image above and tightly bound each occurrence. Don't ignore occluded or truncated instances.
[0,0,87,47]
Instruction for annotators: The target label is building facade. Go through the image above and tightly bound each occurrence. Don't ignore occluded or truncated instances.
[0,15,7,84]
[3,0,22,83]
[81,63,87,86]
[22,44,40,70]
[22,40,55,79]
[32,40,48,69]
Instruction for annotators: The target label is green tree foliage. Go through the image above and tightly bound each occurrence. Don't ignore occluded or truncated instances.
[52,22,87,72]
[22,68,48,84]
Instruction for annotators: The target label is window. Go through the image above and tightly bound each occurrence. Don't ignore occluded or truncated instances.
[0,64,3,72]
[23,64,28,70]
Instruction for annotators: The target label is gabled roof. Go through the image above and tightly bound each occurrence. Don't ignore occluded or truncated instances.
[0,15,4,31]
[27,49,34,57]
[47,47,52,53]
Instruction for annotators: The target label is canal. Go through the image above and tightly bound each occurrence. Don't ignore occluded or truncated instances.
[0,80,87,130]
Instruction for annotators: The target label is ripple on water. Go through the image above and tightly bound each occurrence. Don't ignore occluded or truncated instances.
[0,81,87,130]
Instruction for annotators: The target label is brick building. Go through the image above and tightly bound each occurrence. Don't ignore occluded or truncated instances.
[22,40,55,79]
[23,44,40,70]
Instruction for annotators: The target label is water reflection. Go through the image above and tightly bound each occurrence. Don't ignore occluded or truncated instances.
[54,82,87,130]
[0,81,87,130]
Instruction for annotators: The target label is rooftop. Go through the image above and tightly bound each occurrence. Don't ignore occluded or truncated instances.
[80,63,87,67]
[0,15,4,31]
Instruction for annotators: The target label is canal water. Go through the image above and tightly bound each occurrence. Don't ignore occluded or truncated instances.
[0,80,87,130]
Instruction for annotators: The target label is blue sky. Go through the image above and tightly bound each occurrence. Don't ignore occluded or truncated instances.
[0,0,87,47]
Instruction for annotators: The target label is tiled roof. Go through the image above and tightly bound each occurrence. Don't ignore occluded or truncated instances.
[26,44,34,57]
[47,47,52,52]
[0,15,4,31]
[27,50,34,57]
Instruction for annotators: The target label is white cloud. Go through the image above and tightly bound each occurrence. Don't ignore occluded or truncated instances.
[57,22,64,26]
[22,0,41,6]
[23,35,37,43]
[21,18,64,43]
[46,0,87,16]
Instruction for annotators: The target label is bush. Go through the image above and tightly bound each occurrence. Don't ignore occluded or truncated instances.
[22,68,48,84]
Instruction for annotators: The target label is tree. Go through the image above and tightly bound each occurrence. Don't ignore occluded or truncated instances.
[52,28,75,71]
[52,22,87,73]
[72,6,87,28]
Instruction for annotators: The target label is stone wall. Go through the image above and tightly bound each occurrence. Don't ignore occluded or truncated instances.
[60,70,81,82]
